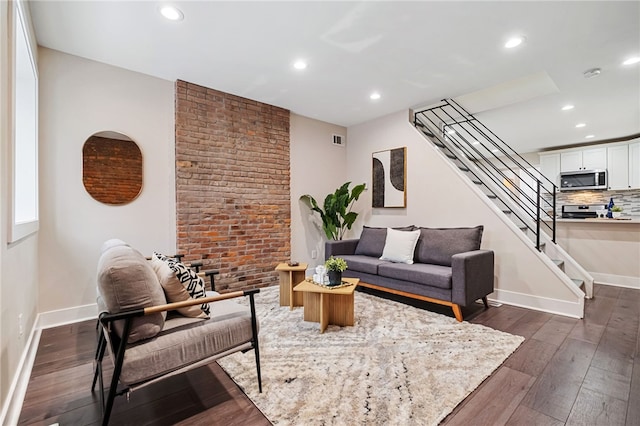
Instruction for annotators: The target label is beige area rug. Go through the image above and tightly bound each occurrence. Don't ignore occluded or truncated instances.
[218,286,524,425]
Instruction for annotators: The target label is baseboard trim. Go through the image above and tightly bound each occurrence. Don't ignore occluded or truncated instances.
[489,288,584,318]
[0,304,99,425]
[36,303,98,329]
[0,324,41,426]
[590,272,640,290]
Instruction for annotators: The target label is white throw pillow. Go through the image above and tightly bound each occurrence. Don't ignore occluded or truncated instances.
[379,228,421,264]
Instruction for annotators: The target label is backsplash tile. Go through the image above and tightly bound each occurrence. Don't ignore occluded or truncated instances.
[553,189,640,216]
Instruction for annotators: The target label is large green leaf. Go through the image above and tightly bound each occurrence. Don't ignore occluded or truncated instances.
[300,182,366,240]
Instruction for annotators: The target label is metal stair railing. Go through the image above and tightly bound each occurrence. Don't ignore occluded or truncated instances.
[413,99,556,250]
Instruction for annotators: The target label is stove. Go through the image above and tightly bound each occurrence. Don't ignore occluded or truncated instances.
[561,204,608,219]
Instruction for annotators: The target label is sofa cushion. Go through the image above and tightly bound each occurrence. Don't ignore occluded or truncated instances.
[380,228,421,264]
[150,253,209,319]
[119,298,254,385]
[378,262,453,290]
[415,226,484,267]
[355,225,415,257]
[341,255,388,275]
[97,244,167,343]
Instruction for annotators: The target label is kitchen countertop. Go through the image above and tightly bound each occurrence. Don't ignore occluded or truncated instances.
[546,217,640,224]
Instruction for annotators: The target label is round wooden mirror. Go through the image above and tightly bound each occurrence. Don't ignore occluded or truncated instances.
[82,131,143,205]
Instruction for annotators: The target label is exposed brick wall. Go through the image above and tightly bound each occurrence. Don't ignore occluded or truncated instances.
[82,136,143,205]
[175,80,291,292]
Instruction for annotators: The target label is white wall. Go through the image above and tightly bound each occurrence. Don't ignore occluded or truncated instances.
[37,48,176,314]
[0,0,40,413]
[290,114,349,271]
[346,110,582,315]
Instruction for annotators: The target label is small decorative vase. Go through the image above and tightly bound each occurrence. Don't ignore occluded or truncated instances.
[612,212,621,219]
[327,270,342,286]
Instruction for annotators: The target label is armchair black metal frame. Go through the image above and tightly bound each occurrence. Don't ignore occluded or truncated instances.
[91,289,261,426]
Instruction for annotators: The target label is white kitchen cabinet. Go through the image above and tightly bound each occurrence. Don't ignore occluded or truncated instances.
[540,153,560,187]
[560,147,607,171]
[630,142,640,189]
[607,145,629,190]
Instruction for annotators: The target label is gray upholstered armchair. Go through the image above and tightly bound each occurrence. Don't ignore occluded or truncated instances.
[92,240,261,425]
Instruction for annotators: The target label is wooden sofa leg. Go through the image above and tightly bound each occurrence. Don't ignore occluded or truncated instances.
[482,297,489,309]
[452,304,463,322]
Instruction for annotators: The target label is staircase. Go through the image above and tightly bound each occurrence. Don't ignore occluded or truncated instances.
[413,99,593,298]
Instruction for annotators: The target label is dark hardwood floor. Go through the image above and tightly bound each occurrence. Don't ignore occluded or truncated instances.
[18,284,639,425]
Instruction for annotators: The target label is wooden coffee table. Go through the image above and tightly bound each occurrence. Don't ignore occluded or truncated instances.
[293,278,359,333]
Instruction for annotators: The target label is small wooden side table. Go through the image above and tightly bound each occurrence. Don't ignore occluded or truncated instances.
[275,262,308,309]
[293,278,359,333]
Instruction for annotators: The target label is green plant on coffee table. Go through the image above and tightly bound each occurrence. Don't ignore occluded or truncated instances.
[300,181,366,240]
[325,256,348,272]
[611,206,623,212]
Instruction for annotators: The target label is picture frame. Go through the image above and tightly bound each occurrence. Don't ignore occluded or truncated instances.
[372,147,406,208]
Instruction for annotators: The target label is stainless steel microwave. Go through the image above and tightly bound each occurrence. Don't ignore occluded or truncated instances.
[559,169,607,191]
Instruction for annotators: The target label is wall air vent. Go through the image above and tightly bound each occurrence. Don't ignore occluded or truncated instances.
[333,134,345,147]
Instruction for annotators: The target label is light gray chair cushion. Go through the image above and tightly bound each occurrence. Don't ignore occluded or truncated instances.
[100,238,130,252]
[414,226,483,267]
[97,243,167,343]
[119,298,254,385]
[378,262,453,290]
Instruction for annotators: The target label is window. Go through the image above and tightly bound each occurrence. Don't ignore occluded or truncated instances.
[10,0,38,242]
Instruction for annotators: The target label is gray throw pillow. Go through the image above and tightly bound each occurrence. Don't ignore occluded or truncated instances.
[414,226,484,266]
[97,243,167,343]
[355,225,415,257]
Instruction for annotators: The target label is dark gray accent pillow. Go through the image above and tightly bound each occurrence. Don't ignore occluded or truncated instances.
[415,226,483,266]
[355,225,415,257]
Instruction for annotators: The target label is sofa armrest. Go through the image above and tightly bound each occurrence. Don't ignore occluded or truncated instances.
[451,250,494,307]
[325,239,359,259]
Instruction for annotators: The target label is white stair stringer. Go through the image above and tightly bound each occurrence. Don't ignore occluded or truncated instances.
[422,130,587,311]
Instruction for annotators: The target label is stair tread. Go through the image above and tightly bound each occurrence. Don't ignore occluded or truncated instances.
[571,278,584,286]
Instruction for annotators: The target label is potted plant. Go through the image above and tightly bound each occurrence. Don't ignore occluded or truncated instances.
[324,256,348,286]
[611,205,623,218]
[300,182,366,240]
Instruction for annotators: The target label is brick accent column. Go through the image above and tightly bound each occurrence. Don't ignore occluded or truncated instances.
[175,80,291,291]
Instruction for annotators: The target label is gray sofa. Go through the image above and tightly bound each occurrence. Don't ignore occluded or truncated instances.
[325,225,494,321]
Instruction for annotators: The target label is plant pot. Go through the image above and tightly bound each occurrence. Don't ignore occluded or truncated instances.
[612,212,622,218]
[327,270,342,286]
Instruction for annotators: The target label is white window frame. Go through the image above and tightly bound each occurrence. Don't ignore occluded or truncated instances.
[9,0,39,243]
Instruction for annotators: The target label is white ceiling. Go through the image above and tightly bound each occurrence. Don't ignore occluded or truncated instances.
[29,1,640,153]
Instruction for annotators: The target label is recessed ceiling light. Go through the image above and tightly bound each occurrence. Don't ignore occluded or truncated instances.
[585,135,595,139]
[561,105,574,111]
[491,149,499,153]
[293,60,307,70]
[160,5,184,21]
[575,123,586,128]
[504,36,525,49]
[370,92,381,100]
[446,129,456,135]
[623,56,640,65]
[472,141,480,145]
[583,68,601,78]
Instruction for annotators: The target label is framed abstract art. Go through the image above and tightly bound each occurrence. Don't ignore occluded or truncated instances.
[372,147,406,208]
